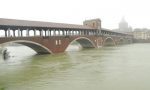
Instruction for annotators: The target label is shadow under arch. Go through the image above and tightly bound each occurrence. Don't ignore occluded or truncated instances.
[1,40,53,54]
[103,37,116,46]
[118,38,125,45]
[66,37,96,50]
[127,39,132,44]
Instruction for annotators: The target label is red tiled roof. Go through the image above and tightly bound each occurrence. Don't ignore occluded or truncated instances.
[0,18,95,29]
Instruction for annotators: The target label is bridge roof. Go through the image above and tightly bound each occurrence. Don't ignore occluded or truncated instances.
[101,28,129,35]
[0,18,95,30]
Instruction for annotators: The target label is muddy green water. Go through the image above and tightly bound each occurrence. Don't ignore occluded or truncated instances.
[0,44,150,90]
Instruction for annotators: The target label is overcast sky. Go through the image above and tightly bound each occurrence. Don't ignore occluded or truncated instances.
[0,0,149,29]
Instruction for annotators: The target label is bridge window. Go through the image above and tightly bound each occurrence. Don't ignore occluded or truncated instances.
[55,30,58,36]
[55,40,58,45]
[59,40,61,45]
[59,30,63,36]
[14,30,18,37]
[75,31,78,35]
[55,40,61,45]
[9,30,14,37]
[29,30,34,36]
[42,30,46,36]
[22,30,26,37]
[45,30,49,36]
[36,30,40,36]
[0,30,5,37]
[51,30,54,36]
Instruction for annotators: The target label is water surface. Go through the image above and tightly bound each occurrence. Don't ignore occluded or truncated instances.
[0,44,150,90]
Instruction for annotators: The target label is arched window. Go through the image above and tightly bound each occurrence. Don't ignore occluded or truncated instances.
[0,30,5,37]
[29,30,34,36]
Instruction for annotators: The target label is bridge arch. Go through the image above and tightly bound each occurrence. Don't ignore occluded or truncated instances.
[0,40,53,54]
[103,37,116,46]
[66,37,96,50]
[118,38,125,45]
[127,39,132,44]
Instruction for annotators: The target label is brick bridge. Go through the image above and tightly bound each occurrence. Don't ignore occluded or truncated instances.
[0,18,133,54]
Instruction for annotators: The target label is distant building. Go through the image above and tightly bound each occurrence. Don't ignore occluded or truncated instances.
[119,18,128,31]
[113,17,132,33]
[133,28,150,39]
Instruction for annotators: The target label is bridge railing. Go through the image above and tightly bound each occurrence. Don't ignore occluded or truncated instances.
[101,29,133,39]
[0,26,133,39]
[0,28,99,38]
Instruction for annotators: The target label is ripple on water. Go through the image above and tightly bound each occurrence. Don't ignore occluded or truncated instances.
[1,44,150,90]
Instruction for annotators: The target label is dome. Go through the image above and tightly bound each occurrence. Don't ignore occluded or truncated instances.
[119,17,129,32]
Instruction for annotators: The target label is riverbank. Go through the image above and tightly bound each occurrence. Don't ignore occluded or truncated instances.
[133,39,150,43]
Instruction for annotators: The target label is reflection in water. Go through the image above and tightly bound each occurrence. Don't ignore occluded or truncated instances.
[0,44,150,90]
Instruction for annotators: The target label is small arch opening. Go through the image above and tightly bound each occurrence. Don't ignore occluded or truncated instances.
[0,40,52,55]
[66,37,96,52]
[103,37,116,46]
[118,38,125,45]
[66,41,82,51]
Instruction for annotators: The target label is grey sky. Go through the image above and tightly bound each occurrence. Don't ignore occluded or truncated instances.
[0,0,149,29]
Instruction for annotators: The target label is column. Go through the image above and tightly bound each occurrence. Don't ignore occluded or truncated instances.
[40,30,42,36]
[13,30,15,37]
[45,30,47,36]
[53,29,56,36]
[47,29,50,36]
[34,29,36,36]
[65,30,68,36]
[69,30,71,35]
[18,29,20,37]
[5,30,7,37]
[26,29,29,36]
[20,30,23,37]
[58,30,60,36]
[85,30,87,35]
[8,29,11,37]
[79,30,81,35]
[49,30,51,36]
[72,30,74,35]
[62,30,65,36]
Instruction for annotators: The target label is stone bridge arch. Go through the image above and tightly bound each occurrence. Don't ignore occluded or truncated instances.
[0,40,53,54]
[103,37,116,46]
[66,37,96,50]
[118,38,125,45]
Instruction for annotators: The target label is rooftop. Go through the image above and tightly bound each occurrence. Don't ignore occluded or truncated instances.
[0,18,95,30]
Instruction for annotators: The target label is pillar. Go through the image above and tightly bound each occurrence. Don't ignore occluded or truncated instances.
[26,29,29,36]
[13,30,16,37]
[34,29,36,36]
[18,29,20,37]
[39,30,42,36]
[58,30,60,36]
[49,30,51,36]
[62,30,64,36]
[47,29,50,36]
[5,30,7,37]
[8,28,11,37]
[45,30,46,36]
[65,30,68,35]
[20,30,23,37]
[54,29,56,36]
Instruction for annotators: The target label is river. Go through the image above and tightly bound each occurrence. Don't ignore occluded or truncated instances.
[0,43,150,90]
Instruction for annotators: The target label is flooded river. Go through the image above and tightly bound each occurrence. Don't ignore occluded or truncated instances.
[0,43,150,90]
